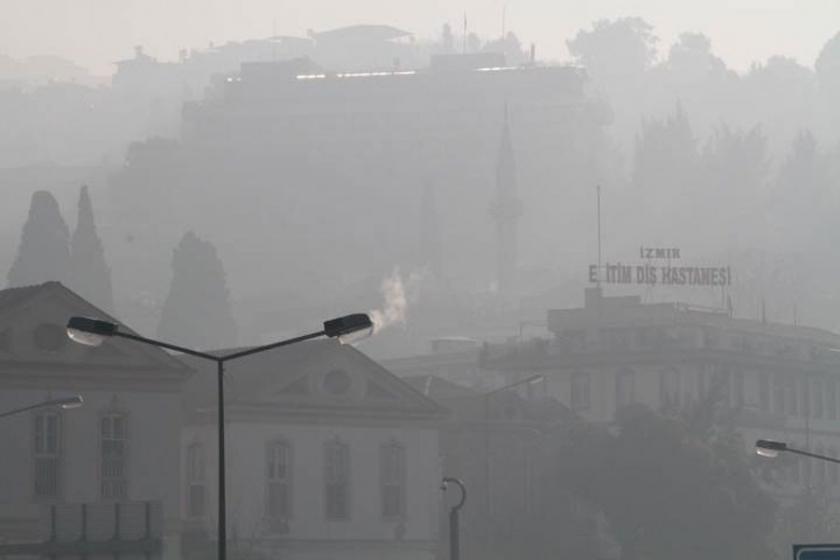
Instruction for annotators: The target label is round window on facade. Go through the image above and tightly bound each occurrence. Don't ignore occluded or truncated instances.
[322,369,352,396]
[33,323,68,352]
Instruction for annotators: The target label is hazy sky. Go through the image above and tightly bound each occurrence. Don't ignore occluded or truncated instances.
[1,0,838,75]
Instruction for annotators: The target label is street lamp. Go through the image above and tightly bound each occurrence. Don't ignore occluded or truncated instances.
[0,395,84,419]
[755,439,840,464]
[67,313,373,560]
[441,477,467,560]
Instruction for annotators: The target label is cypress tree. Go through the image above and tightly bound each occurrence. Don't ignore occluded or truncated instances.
[157,231,237,350]
[7,190,70,287]
[69,185,114,311]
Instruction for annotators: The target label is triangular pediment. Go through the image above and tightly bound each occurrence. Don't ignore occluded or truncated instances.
[208,339,444,418]
[0,282,190,377]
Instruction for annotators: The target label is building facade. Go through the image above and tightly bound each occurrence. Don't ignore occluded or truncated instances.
[0,282,191,558]
[482,287,840,494]
[179,339,446,560]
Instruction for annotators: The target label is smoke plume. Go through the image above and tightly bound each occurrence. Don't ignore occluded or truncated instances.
[369,267,423,333]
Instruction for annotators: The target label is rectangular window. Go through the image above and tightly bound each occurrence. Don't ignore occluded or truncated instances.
[571,372,590,411]
[714,368,731,406]
[380,443,405,519]
[33,412,61,499]
[732,370,744,407]
[325,441,350,520]
[101,414,128,500]
[267,441,291,519]
[186,443,205,517]
[698,368,709,400]
[615,369,635,410]
[660,369,682,408]
[773,373,784,414]
[801,378,811,418]
[813,378,824,419]
[759,374,770,411]
[815,447,826,485]
[785,378,798,417]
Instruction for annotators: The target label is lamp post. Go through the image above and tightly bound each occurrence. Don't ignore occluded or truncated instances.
[67,313,373,560]
[0,395,84,420]
[755,439,840,464]
[442,477,467,560]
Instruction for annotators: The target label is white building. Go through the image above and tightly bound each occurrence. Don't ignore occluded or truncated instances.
[482,287,840,494]
[179,338,447,560]
[0,281,191,558]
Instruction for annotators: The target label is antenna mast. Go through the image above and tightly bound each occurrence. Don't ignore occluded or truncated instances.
[597,185,602,288]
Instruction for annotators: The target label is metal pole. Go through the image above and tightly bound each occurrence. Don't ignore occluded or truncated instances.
[442,478,466,560]
[217,359,226,560]
[596,184,602,288]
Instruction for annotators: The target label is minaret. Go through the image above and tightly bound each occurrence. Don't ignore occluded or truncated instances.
[489,106,522,295]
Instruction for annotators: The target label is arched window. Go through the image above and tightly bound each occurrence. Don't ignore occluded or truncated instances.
[324,439,350,520]
[380,441,406,519]
[266,440,292,519]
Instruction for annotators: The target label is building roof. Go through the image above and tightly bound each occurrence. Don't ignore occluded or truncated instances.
[0,282,52,312]
[403,374,478,400]
[179,338,446,421]
[310,25,412,43]
[549,296,840,346]
[0,281,192,381]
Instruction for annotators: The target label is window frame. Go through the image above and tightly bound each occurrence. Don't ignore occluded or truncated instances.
[99,410,129,501]
[266,439,293,521]
[615,368,635,410]
[570,371,591,411]
[379,440,406,520]
[32,410,62,501]
[186,442,206,518]
[324,439,351,521]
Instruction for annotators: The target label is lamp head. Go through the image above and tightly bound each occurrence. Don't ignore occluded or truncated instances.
[323,314,374,343]
[755,439,787,459]
[66,317,118,347]
[55,395,84,409]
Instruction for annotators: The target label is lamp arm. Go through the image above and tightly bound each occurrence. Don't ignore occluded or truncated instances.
[220,330,325,361]
[0,402,45,419]
[114,331,218,361]
[786,446,840,465]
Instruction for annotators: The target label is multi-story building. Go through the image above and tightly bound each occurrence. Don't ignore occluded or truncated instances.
[178,338,446,560]
[481,287,840,492]
[0,282,191,559]
[107,52,610,339]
